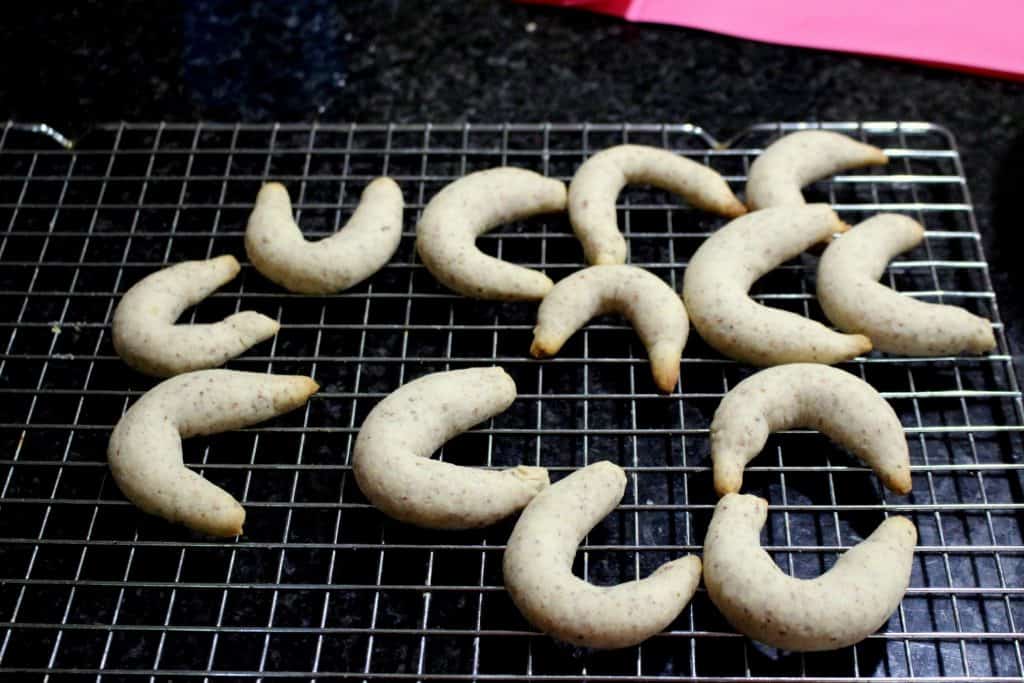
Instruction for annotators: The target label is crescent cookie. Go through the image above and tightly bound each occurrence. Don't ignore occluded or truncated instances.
[568,145,746,264]
[711,364,911,495]
[244,178,404,294]
[682,205,871,366]
[108,370,319,536]
[503,461,702,649]
[703,493,916,651]
[745,130,888,210]
[112,255,280,377]
[817,213,996,356]
[531,265,688,393]
[353,367,549,529]
[416,167,566,300]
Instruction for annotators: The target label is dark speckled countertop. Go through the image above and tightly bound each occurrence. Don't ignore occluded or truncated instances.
[2,2,1024,676]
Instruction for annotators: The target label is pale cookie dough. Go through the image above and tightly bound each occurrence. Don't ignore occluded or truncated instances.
[682,205,871,366]
[568,145,746,264]
[711,363,911,495]
[745,130,888,210]
[817,213,996,356]
[503,461,702,649]
[703,493,916,651]
[416,167,566,300]
[353,367,549,529]
[112,255,280,377]
[531,265,688,393]
[244,178,404,294]
[108,369,319,536]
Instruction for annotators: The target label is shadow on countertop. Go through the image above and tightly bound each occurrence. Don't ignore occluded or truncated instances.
[991,128,1024,368]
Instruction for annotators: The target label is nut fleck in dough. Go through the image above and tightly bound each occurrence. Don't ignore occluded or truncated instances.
[568,145,746,264]
[531,265,688,393]
[416,167,566,300]
[817,213,996,356]
[745,130,889,210]
[112,255,280,377]
[244,178,404,294]
[703,493,916,651]
[108,369,319,536]
[682,205,871,366]
[353,367,549,529]
[504,461,702,649]
[711,364,911,495]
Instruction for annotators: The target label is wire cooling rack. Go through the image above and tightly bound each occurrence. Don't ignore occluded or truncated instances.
[0,121,1021,681]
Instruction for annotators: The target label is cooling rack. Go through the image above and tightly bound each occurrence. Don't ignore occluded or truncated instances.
[0,121,1021,681]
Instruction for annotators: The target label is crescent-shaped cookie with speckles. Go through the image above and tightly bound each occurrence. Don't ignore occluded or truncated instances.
[353,367,549,529]
[682,204,872,366]
[817,213,996,356]
[108,369,319,536]
[112,255,280,377]
[703,493,916,651]
[503,461,702,649]
[711,364,911,495]
[416,168,566,300]
[244,178,404,294]
[531,265,688,393]
[745,130,888,210]
[568,145,747,264]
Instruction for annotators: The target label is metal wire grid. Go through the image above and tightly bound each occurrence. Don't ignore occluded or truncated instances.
[0,120,1020,681]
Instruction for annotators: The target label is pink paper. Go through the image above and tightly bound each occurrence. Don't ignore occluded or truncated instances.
[522,0,1024,79]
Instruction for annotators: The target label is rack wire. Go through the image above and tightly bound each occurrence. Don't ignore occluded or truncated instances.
[0,121,1021,681]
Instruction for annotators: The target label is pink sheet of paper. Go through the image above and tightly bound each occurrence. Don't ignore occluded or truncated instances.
[522,0,1024,79]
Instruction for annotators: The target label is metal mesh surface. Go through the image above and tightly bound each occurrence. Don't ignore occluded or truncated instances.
[0,121,1021,681]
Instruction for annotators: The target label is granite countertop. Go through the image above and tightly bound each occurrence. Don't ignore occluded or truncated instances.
[2,2,1023,676]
